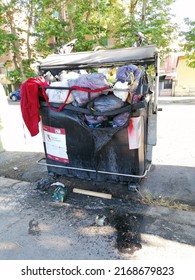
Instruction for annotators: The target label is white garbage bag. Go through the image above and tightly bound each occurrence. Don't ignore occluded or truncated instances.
[113,81,129,102]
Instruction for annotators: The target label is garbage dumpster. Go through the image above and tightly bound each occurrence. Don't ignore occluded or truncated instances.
[39,100,147,184]
[23,45,159,185]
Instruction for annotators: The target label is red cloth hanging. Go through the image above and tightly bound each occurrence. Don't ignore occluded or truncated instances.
[20,76,49,137]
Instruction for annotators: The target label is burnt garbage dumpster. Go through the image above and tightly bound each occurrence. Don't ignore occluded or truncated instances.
[37,45,159,185]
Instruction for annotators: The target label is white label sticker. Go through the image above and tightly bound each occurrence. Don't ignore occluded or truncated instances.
[43,125,69,163]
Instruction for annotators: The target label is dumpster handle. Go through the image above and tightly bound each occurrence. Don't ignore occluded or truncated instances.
[37,158,151,179]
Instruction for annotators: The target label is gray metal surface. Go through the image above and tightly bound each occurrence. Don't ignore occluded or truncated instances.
[39,45,157,70]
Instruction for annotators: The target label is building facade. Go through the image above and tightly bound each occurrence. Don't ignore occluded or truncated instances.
[174,56,195,96]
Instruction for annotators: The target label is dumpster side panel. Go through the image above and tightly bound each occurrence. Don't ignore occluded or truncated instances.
[39,102,147,184]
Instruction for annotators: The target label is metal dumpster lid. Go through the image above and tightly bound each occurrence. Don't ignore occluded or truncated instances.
[39,44,157,71]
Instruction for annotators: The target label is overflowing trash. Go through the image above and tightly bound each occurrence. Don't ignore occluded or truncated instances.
[44,64,146,109]
[46,80,74,104]
[68,72,109,107]
[43,64,149,131]
[113,81,129,101]
[20,62,150,137]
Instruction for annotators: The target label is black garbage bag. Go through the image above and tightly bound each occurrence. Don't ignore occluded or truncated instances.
[113,112,130,127]
[93,94,125,112]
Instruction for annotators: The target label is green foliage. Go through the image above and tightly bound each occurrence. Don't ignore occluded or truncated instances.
[116,0,177,56]
[22,59,37,79]
[33,6,69,56]
[181,18,195,68]
[0,32,17,56]
[0,0,180,80]
[7,59,36,85]
[8,68,23,85]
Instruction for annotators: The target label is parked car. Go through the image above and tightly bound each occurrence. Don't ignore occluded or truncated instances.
[9,89,21,101]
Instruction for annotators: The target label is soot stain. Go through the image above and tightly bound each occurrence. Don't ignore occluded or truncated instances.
[109,212,143,254]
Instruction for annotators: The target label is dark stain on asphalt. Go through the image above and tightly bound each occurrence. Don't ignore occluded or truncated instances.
[28,219,40,236]
[109,212,143,254]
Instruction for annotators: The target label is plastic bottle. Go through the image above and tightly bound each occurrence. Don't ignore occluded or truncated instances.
[52,185,67,202]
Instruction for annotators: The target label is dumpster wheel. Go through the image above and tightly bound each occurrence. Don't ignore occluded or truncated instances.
[128,182,140,192]
[128,182,146,200]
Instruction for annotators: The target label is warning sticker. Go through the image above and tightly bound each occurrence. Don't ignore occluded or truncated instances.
[43,125,69,163]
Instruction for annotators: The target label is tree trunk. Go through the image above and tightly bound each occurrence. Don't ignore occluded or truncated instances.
[129,0,138,28]
[26,3,33,60]
[6,9,26,81]
[141,0,147,22]
[130,0,138,18]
